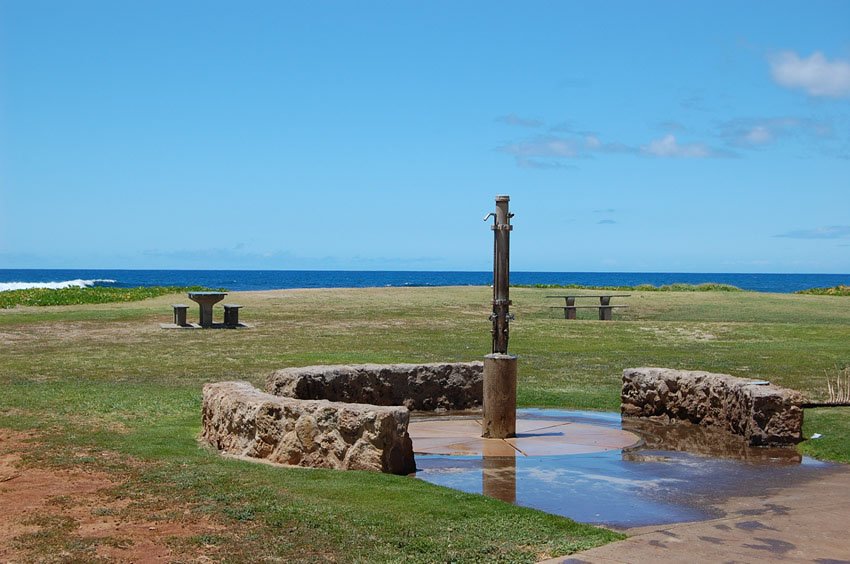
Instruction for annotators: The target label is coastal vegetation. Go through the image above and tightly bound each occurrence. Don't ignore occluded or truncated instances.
[1,286,849,560]
[0,286,214,309]
[7,279,849,311]
[796,285,850,297]
[514,282,743,292]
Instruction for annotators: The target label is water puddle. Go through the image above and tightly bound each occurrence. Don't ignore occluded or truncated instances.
[413,409,834,529]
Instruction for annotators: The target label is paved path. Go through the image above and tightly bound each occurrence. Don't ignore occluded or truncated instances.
[544,464,850,563]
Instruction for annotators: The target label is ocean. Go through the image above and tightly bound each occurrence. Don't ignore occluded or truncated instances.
[0,269,847,294]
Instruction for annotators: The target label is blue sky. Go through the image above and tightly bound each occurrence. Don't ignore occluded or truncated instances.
[1,1,849,272]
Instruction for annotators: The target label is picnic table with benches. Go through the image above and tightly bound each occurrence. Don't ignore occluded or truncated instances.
[163,292,247,329]
[546,294,630,321]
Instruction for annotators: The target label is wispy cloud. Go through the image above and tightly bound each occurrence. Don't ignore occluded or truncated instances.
[719,117,833,148]
[497,134,632,167]
[680,95,711,112]
[495,113,544,128]
[514,157,577,170]
[658,120,688,132]
[549,121,596,136]
[499,136,579,161]
[775,226,850,239]
[597,219,617,225]
[584,135,636,154]
[139,247,306,268]
[499,131,733,167]
[556,77,590,89]
[136,247,448,269]
[769,51,850,98]
[641,134,731,158]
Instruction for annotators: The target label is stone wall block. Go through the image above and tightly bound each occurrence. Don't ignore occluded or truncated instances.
[294,414,318,452]
[336,407,365,441]
[202,383,260,454]
[342,439,383,471]
[266,362,484,411]
[274,431,303,466]
[622,367,803,446]
[202,381,416,474]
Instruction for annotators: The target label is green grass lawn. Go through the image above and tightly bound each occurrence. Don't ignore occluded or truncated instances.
[1,286,849,561]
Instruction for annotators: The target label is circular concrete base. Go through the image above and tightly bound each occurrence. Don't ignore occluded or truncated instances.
[409,415,641,457]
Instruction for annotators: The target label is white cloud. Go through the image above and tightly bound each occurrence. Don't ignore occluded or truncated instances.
[495,113,544,128]
[680,95,711,112]
[499,136,579,159]
[719,117,834,149]
[514,157,576,170]
[776,226,850,239]
[499,131,734,167]
[770,51,850,98]
[743,126,773,145]
[549,121,596,136]
[658,120,688,132]
[641,134,713,158]
[585,135,601,149]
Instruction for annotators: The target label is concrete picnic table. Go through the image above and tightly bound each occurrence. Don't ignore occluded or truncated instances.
[188,291,227,327]
[546,294,630,320]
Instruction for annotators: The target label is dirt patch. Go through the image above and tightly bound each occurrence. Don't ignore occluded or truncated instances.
[637,325,721,342]
[0,429,224,562]
[0,331,28,346]
[7,320,158,347]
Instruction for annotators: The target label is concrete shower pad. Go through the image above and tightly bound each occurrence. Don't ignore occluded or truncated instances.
[408,416,641,457]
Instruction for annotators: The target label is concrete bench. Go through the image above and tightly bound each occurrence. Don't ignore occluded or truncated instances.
[546,294,630,320]
[223,304,242,327]
[172,304,189,326]
[548,304,629,320]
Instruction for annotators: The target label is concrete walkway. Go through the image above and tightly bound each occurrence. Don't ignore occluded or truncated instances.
[547,464,850,563]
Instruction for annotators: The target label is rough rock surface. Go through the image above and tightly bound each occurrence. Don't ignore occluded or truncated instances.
[621,367,804,446]
[202,381,415,474]
[266,362,483,411]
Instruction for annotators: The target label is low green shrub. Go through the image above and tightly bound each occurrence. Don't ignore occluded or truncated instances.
[0,286,217,309]
[514,282,743,292]
[796,285,850,297]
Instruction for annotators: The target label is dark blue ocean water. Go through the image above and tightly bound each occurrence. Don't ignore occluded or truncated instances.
[0,269,848,293]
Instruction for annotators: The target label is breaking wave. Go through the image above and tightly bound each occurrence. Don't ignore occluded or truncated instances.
[0,279,117,292]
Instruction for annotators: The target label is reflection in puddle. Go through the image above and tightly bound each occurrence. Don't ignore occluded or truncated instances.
[621,417,802,464]
[482,456,516,504]
[413,409,834,528]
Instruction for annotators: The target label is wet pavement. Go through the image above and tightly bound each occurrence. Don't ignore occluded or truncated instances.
[553,464,850,563]
[410,409,838,530]
[410,415,640,457]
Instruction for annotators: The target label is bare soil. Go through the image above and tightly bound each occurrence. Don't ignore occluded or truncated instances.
[0,430,223,563]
